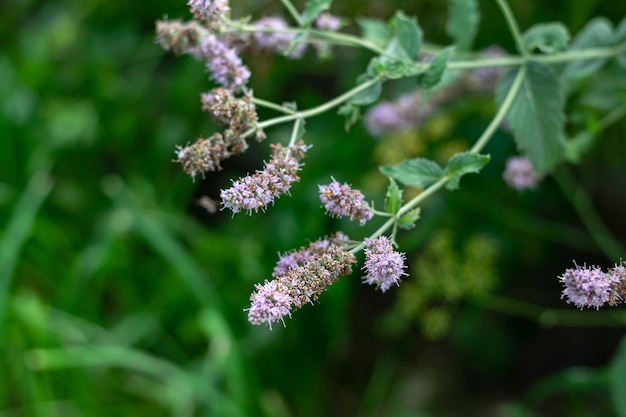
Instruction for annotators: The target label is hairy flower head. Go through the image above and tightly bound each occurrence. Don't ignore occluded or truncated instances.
[191,33,250,91]
[319,179,373,225]
[220,142,309,214]
[559,263,620,309]
[362,236,407,292]
[188,0,230,23]
[248,239,356,327]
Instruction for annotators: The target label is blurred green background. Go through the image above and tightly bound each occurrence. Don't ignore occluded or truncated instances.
[2,0,626,416]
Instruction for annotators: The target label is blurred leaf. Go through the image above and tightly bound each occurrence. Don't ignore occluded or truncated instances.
[380,158,444,188]
[615,17,626,69]
[446,0,479,50]
[384,178,402,214]
[337,102,361,130]
[609,334,626,417]
[418,46,454,89]
[301,0,332,25]
[562,17,613,80]
[522,22,570,53]
[350,76,382,105]
[443,151,490,190]
[356,18,391,48]
[390,11,422,61]
[397,208,420,229]
[495,61,565,171]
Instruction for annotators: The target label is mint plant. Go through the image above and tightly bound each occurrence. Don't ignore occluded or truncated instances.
[156,0,626,327]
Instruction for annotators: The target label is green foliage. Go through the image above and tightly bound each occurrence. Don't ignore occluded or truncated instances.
[496,61,566,171]
[522,22,571,53]
[417,46,454,89]
[562,17,614,80]
[380,158,445,189]
[446,0,479,50]
[443,151,490,190]
[384,178,402,214]
[301,0,333,25]
[609,335,626,416]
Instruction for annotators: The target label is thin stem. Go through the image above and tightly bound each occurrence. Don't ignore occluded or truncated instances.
[470,65,526,153]
[288,118,302,148]
[252,97,297,115]
[251,76,382,133]
[494,0,527,57]
[552,167,624,261]
[280,0,303,26]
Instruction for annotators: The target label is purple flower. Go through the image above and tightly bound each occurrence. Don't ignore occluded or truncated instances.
[188,0,230,22]
[252,17,307,59]
[191,33,250,91]
[363,93,431,137]
[559,263,620,309]
[248,242,356,327]
[362,236,407,292]
[273,232,350,277]
[471,46,508,92]
[319,179,373,225]
[201,88,258,133]
[503,156,543,190]
[315,13,341,31]
[220,142,309,214]
[174,133,229,180]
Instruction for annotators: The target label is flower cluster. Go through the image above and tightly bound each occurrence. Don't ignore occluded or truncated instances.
[273,232,350,277]
[248,236,357,327]
[318,179,374,225]
[502,156,543,190]
[190,32,251,91]
[559,262,625,309]
[188,0,230,24]
[201,87,258,134]
[362,236,407,292]
[220,142,310,213]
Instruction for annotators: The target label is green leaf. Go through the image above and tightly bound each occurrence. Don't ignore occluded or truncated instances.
[446,0,479,50]
[379,158,444,189]
[384,178,402,214]
[418,46,454,89]
[522,22,570,54]
[495,61,565,171]
[301,0,332,25]
[615,17,626,69]
[390,11,422,61]
[349,76,382,105]
[609,334,626,417]
[367,55,409,79]
[337,103,360,131]
[356,18,391,48]
[443,152,490,190]
[397,208,420,229]
[562,17,613,80]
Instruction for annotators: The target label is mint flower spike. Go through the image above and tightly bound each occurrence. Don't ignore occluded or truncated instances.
[362,236,407,292]
[188,0,230,23]
[247,240,357,328]
[190,33,250,91]
[318,178,374,225]
[220,142,310,214]
[559,263,621,309]
[503,156,543,190]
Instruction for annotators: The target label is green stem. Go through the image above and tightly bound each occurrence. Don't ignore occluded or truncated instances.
[552,167,624,261]
[252,97,297,115]
[251,76,382,134]
[494,0,527,57]
[470,65,526,153]
[288,118,303,148]
[280,0,303,26]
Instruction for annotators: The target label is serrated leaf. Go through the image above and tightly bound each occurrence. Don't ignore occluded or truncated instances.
[495,61,565,171]
[301,0,332,25]
[446,0,479,50]
[397,208,421,229]
[390,11,422,61]
[384,178,402,214]
[562,17,613,80]
[349,77,382,105]
[444,152,490,190]
[379,158,444,189]
[418,46,454,89]
[615,17,626,69]
[522,22,570,53]
[609,334,626,417]
[356,18,391,48]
